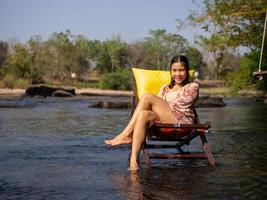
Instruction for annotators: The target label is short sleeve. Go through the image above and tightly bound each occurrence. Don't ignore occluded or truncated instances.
[157,84,168,99]
[175,83,199,109]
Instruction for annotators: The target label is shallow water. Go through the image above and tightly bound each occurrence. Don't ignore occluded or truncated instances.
[0,97,267,199]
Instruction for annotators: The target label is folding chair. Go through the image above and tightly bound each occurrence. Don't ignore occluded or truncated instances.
[131,68,215,168]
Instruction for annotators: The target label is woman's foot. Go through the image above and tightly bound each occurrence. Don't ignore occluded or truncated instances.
[105,134,132,147]
[128,159,139,171]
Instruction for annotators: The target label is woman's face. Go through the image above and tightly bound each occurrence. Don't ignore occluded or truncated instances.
[171,62,187,86]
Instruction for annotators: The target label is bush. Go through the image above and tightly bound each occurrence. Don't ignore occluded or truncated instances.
[3,74,16,89]
[226,51,266,95]
[99,68,132,90]
[2,74,30,89]
[74,81,99,89]
[0,79,5,88]
[15,78,30,88]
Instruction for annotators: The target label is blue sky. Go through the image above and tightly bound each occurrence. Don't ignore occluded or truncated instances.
[0,0,206,43]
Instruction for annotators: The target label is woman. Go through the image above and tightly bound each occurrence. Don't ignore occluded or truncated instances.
[105,55,199,171]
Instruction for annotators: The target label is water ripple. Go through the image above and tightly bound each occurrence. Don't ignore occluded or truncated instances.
[0,98,267,199]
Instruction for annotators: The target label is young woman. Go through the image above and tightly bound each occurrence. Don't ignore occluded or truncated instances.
[105,55,199,171]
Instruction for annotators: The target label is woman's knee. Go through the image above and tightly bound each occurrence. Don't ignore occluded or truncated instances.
[136,110,151,123]
[140,93,154,102]
[140,93,154,100]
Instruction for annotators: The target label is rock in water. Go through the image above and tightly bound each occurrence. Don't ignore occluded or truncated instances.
[91,101,131,109]
[195,95,226,107]
[52,90,74,97]
[91,96,226,109]
[25,86,75,97]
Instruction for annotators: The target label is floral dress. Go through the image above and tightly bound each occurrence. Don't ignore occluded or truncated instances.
[157,83,199,124]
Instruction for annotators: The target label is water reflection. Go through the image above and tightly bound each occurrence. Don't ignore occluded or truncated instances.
[112,165,216,200]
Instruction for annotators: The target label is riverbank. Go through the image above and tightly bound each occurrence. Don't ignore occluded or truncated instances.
[0,87,266,99]
[0,88,132,98]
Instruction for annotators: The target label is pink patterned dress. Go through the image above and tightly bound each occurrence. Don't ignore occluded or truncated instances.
[157,83,199,124]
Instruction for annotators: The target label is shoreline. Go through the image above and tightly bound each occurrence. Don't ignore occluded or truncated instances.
[0,88,133,98]
[0,87,266,99]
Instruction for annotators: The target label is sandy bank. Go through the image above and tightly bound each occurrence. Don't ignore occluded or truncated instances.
[76,88,133,96]
[0,89,25,96]
[0,88,133,97]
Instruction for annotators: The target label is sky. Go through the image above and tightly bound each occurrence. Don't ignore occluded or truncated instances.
[0,0,206,44]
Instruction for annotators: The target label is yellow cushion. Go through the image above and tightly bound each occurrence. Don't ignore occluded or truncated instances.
[132,68,195,99]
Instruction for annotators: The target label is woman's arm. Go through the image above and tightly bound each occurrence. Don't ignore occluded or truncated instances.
[157,84,168,99]
[174,83,199,109]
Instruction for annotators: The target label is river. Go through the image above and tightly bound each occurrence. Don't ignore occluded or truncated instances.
[0,97,267,199]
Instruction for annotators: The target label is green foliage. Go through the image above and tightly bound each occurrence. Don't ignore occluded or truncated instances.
[0,67,6,78]
[2,74,30,89]
[184,47,203,70]
[96,44,112,73]
[189,0,267,49]
[0,41,8,67]
[98,68,132,90]
[6,43,32,79]
[143,29,189,70]
[196,35,240,79]
[74,81,99,89]
[1,29,204,89]
[96,36,128,73]
[227,51,263,95]
[3,74,18,89]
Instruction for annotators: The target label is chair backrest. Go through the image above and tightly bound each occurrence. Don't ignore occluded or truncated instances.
[131,67,198,123]
[132,67,195,99]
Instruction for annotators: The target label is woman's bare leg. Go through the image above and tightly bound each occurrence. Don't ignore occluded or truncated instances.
[128,110,159,170]
[127,98,177,170]
[105,93,171,146]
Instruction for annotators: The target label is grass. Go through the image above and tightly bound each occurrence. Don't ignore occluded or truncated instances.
[0,74,30,89]
[40,80,99,89]
[200,86,267,98]
[200,87,230,96]
[72,81,99,89]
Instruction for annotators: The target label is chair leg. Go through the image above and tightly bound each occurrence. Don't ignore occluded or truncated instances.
[143,148,151,169]
[200,134,215,168]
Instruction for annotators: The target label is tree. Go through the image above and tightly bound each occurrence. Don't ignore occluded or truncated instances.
[189,0,267,50]
[127,42,150,67]
[96,36,128,73]
[196,35,240,79]
[27,35,46,83]
[144,29,169,69]
[96,43,112,73]
[105,36,128,72]
[227,51,262,94]
[144,29,189,69]
[184,46,203,70]
[6,43,32,79]
[0,41,9,77]
[45,30,92,80]
[163,33,188,60]
[72,36,91,78]
[186,0,267,92]
[0,41,8,67]
[47,30,82,81]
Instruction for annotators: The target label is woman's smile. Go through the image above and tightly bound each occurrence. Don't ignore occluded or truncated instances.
[171,63,187,85]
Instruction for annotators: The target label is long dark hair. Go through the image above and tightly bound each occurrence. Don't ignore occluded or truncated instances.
[168,55,190,89]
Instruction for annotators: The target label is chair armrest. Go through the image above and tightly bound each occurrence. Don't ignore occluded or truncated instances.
[153,121,211,129]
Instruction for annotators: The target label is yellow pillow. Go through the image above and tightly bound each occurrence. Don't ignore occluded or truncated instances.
[132,68,195,99]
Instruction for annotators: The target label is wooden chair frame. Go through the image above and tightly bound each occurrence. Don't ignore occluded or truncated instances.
[131,69,215,168]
